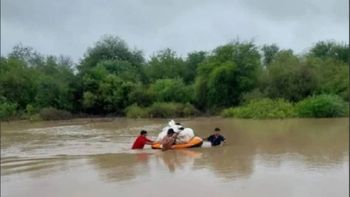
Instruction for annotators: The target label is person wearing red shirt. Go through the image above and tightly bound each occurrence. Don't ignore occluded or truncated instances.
[131,130,154,149]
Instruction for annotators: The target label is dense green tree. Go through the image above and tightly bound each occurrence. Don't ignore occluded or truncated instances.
[1,38,348,119]
[183,51,206,84]
[82,73,135,114]
[0,57,36,109]
[195,41,261,109]
[1,45,75,114]
[306,57,349,100]
[309,41,349,63]
[127,84,154,107]
[264,50,319,101]
[77,36,146,114]
[8,44,43,66]
[81,63,138,114]
[34,56,75,110]
[150,79,193,103]
[0,98,18,120]
[78,35,144,73]
[145,49,186,82]
[261,44,279,66]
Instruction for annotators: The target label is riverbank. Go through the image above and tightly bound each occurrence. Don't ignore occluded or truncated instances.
[1,95,349,122]
[2,40,349,124]
[222,95,349,119]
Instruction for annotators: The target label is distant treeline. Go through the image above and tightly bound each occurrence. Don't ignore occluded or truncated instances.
[0,35,348,120]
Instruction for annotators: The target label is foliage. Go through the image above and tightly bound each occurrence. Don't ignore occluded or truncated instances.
[25,104,38,115]
[149,79,194,103]
[125,102,198,118]
[1,47,75,112]
[127,84,154,107]
[145,49,186,82]
[241,88,266,103]
[221,98,296,119]
[195,41,261,109]
[309,41,349,63]
[125,104,149,118]
[311,58,349,100]
[261,44,279,66]
[183,51,206,84]
[1,38,348,120]
[39,107,72,120]
[148,102,198,118]
[82,73,136,114]
[0,57,36,109]
[296,94,347,118]
[264,50,319,101]
[0,100,18,120]
[78,35,144,75]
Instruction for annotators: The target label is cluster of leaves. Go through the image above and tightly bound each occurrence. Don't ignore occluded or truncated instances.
[221,94,348,119]
[125,103,198,118]
[221,98,296,119]
[0,45,75,120]
[295,94,347,118]
[195,41,261,110]
[0,36,348,120]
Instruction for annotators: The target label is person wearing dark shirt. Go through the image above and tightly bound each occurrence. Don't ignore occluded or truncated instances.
[131,130,154,149]
[203,128,225,146]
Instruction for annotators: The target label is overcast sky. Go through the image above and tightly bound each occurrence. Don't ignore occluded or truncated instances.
[1,0,348,62]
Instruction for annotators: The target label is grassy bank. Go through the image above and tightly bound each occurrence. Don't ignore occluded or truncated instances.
[125,102,199,118]
[1,102,200,121]
[221,94,349,119]
[2,95,348,121]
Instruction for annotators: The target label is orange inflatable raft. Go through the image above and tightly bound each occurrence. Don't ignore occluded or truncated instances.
[152,136,203,149]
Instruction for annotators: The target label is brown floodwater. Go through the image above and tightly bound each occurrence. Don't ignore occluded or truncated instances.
[1,118,348,197]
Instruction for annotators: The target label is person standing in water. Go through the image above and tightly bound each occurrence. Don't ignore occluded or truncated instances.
[203,128,225,146]
[161,128,182,151]
[131,130,154,149]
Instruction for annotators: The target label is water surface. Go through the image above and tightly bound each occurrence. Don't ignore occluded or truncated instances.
[1,118,348,197]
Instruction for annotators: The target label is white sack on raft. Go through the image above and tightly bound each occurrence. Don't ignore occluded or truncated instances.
[156,120,194,144]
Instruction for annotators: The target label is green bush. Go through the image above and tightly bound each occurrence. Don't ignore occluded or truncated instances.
[125,102,198,118]
[25,104,38,115]
[296,94,347,117]
[148,102,180,118]
[149,79,194,103]
[180,103,199,117]
[39,107,72,120]
[0,102,18,120]
[125,104,149,118]
[221,98,296,119]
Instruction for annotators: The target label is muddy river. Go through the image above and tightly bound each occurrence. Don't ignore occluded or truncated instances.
[1,118,348,197]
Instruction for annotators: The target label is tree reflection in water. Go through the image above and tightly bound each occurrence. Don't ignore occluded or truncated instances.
[154,149,202,173]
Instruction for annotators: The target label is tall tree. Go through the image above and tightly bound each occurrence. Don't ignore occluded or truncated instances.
[145,48,186,82]
[261,44,279,66]
[309,41,349,63]
[195,41,261,109]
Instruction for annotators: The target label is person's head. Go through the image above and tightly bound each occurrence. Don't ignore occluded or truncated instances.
[167,128,175,136]
[214,128,220,136]
[140,130,148,136]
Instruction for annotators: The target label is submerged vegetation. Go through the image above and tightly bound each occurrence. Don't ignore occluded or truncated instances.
[0,36,348,120]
